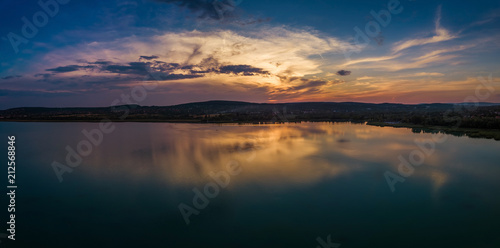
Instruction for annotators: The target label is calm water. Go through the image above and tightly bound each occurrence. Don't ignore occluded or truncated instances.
[1,122,500,248]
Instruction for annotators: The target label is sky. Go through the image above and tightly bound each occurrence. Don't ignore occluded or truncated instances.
[1,0,500,108]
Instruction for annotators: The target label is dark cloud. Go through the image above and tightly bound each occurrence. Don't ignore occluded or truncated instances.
[198,56,220,70]
[46,65,80,73]
[0,89,75,97]
[180,65,194,70]
[235,17,272,26]
[83,81,129,90]
[34,73,52,79]
[34,73,53,82]
[40,58,269,84]
[292,80,329,91]
[155,0,242,21]
[46,65,94,73]
[146,74,204,80]
[374,34,384,46]
[219,65,269,76]
[103,62,149,75]
[1,75,22,80]
[279,76,344,91]
[43,61,166,78]
[89,60,112,65]
[139,55,159,60]
[185,45,202,64]
[98,60,206,80]
[336,70,351,76]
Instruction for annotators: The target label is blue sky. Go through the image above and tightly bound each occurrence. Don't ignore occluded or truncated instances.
[1,0,499,108]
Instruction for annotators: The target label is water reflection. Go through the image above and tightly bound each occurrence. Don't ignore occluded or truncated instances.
[68,122,500,194]
[1,122,500,248]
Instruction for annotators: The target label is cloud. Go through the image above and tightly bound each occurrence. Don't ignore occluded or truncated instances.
[38,28,352,79]
[147,74,204,80]
[34,73,52,78]
[336,70,351,76]
[155,0,270,26]
[0,89,76,97]
[341,54,459,72]
[458,8,500,33]
[1,75,22,80]
[338,8,475,72]
[341,55,400,67]
[13,27,356,104]
[102,62,150,75]
[413,45,474,61]
[356,76,375,81]
[411,72,444,77]
[155,0,241,21]
[46,65,93,73]
[40,57,270,82]
[277,76,343,92]
[89,60,112,65]
[219,65,269,76]
[33,73,53,82]
[291,79,342,91]
[139,55,160,60]
[385,72,446,79]
[339,44,474,72]
[392,5,457,53]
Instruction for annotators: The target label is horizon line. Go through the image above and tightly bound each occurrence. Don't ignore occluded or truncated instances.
[2,100,500,111]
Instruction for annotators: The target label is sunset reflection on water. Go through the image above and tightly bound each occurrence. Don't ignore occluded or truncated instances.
[70,122,500,195]
[2,121,500,248]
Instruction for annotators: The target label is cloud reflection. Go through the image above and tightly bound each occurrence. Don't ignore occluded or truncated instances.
[73,122,500,195]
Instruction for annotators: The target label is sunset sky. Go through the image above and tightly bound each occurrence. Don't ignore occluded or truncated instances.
[1,0,500,108]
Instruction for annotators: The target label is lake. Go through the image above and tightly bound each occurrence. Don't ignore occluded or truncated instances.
[1,122,499,248]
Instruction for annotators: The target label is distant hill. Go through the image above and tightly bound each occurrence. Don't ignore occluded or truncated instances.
[1,101,499,131]
[0,101,456,119]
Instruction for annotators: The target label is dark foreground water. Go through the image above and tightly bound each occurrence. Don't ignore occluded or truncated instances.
[1,122,499,248]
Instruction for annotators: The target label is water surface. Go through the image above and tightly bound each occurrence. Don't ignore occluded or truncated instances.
[1,122,499,248]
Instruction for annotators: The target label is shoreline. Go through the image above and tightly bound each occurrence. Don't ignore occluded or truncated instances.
[2,119,499,140]
[367,122,500,141]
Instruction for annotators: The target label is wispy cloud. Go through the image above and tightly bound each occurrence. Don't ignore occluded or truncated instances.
[411,72,444,77]
[341,55,400,67]
[413,45,474,61]
[392,5,457,53]
[46,65,93,73]
[342,53,459,72]
[338,7,475,72]
[1,75,22,80]
[458,8,500,33]
[356,76,375,81]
